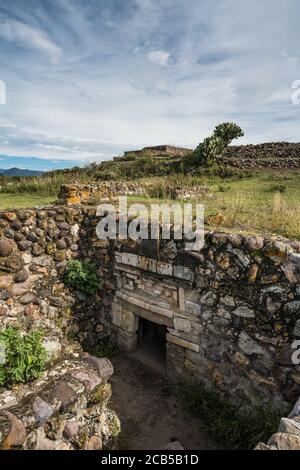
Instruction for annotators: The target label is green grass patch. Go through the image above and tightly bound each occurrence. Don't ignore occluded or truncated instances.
[178,382,281,449]
[0,193,55,210]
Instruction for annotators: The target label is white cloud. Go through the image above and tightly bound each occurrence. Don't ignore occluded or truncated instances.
[147,50,170,66]
[0,0,299,167]
[0,20,62,61]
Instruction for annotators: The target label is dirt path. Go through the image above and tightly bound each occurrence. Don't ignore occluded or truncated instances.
[110,355,217,450]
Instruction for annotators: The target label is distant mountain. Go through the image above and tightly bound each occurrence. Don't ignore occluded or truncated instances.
[0,167,44,177]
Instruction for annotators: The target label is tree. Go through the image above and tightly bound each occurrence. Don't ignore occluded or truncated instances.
[213,122,244,147]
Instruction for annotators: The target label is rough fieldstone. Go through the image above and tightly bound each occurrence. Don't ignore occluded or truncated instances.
[20,293,37,305]
[200,291,217,307]
[4,229,15,239]
[291,253,300,264]
[278,418,300,436]
[1,411,27,449]
[56,239,67,250]
[17,240,32,251]
[5,253,24,272]
[33,397,54,425]
[72,368,101,392]
[83,354,114,381]
[284,301,300,316]
[11,275,40,296]
[238,332,266,356]
[42,338,62,363]
[63,420,79,440]
[0,239,14,257]
[32,244,44,256]
[233,306,255,318]
[268,432,300,450]
[85,435,102,450]
[54,380,77,412]
[27,232,38,243]
[244,236,264,251]
[289,397,300,419]
[14,269,29,283]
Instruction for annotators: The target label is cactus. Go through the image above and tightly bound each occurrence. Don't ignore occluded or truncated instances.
[213,122,244,147]
[191,122,244,167]
[193,136,224,166]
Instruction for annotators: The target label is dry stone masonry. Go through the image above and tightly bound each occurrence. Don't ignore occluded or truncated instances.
[58,181,148,206]
[220,142,300,169]
[1,204,300,448]
[0,355,119,450]
[58,182,210,206]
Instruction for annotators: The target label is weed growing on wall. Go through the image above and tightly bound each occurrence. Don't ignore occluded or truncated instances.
[91,340,118,359]
[0,327,46,387]
[64,260,101,295]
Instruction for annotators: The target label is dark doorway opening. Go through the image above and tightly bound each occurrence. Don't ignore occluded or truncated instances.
[129,317,167,375]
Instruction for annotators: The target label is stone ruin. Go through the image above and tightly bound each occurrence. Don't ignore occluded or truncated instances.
[1,202,300,449]
[118,145,193,161]
[58,181,211,206]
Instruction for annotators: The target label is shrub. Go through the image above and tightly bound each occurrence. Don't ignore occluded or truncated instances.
[213,122,244,147]
[64,260,101,295]
[189,122,244,169]
[178,381,281,449]
[268,183,286,193]
[0,327,46,387]
[193,136,225,166]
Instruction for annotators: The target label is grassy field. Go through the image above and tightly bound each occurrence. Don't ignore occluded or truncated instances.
[0,194,55,210]
[131,170,300,240]
[0,169,300,239]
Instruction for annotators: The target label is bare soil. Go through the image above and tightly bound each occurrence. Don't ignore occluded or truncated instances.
[110,355,217,450]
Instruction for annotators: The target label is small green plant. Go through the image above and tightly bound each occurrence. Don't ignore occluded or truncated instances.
[178,381,281,449]
[0,327,46,387]
[218,184,230,193]
[268,183,286,193]
[91,340,118,359]
[64,260,101,295]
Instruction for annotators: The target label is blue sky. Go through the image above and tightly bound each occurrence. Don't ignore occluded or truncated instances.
[0,0,299,170]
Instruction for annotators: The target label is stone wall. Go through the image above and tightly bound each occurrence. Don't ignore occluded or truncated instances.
[110,233,300,411]
[220,142,300,169]
[58,182,149,206]
[1,205,300,413]
[0,206,120,450]
[58,182,211,206]
[0,206,116,358]
[122,145,193,160]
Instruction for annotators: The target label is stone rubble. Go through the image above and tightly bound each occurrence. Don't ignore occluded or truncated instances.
[0,356,120,450]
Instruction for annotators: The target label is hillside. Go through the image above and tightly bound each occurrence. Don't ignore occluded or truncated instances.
[0,167,44,177]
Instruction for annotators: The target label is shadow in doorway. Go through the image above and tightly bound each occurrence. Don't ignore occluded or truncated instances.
[129,317,167,375]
